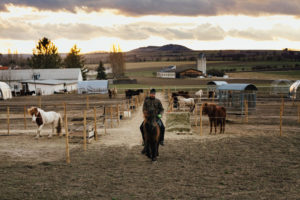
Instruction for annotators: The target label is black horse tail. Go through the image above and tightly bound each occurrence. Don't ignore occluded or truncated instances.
[57,116,62,135]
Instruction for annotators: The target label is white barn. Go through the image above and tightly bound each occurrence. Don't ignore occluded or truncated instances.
[21,80,78,95]
[0,68,82,95]
[0,81,12,100]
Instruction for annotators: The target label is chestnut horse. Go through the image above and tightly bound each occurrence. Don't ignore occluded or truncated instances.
[202,103,226,134]
[143,109,160,161]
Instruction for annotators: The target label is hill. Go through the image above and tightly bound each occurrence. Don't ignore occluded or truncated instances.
[130,44,192,53]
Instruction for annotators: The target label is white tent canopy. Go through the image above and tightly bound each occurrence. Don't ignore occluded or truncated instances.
[0,81,12,100]
[289,80,300,99]
[77,80,109,94]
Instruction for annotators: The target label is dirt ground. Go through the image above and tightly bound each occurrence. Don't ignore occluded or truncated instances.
[0,92,299,199]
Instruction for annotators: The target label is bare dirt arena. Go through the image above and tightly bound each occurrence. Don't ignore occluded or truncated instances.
[0,92,299,199]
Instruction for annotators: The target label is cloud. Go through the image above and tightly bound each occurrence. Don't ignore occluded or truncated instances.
[1,19,300,43]
[1,0,300,16]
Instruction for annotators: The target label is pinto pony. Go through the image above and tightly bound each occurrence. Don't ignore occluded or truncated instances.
[195,89,203,102]
[28,107,62,138]
[143,109,160,161]
[108,87,117,99]
[202,103,226,134]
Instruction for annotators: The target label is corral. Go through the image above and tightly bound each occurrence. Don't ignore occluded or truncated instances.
[0,85,299,199]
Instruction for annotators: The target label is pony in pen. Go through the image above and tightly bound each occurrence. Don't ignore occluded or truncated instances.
[177,96,195,112]
[143,109,160,161]
[28,107,63,138]
[202,103,226,134]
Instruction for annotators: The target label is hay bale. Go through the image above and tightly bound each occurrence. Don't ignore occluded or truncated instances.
[166,112,191,133]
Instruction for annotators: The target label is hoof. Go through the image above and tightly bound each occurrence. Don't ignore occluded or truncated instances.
[152,157,157,162]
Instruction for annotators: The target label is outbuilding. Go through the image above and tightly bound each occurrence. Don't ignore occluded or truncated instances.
[207,81,228,98]
[21,80,78,96]
[217,83,258,114]
[77,80,109,94]
[0,81,12,100]
[176,68,203,78]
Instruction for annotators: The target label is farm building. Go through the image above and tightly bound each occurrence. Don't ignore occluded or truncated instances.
[217,83,258,114]
[207,81,228,98]
[270,79,292,96]
[289,80,300,100]
[0,81,12,100]
[157,66,176,78]
[176,68,203,78]
[21,80,78,96]
[0,68,82,95]
[78,80,109,94]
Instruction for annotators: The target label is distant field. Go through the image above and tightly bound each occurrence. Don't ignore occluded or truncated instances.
[228,71,300,80]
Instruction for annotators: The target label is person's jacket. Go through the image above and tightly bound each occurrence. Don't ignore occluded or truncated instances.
[143,97,164,116]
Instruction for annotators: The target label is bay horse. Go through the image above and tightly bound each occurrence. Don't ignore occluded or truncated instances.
[143,109,160,161]
[202,103,226,134]
[28,107,62,138]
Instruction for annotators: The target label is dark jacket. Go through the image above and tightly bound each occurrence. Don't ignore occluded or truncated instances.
[143,97,164,116]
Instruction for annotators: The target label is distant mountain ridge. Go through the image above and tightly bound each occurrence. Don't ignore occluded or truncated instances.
[130,44,192,53]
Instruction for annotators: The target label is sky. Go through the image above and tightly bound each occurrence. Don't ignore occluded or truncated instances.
[0,0,300,54]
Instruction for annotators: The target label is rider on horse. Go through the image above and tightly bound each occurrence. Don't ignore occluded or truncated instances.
[140,88,165,153]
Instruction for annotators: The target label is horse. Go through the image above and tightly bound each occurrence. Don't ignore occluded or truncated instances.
[195,89,203,102]
[125,89,143,99]
[108,87,117,99]
[202,103,226,134]
[177,96,195,112]
[143,109,160,161]
[27,107,63,138]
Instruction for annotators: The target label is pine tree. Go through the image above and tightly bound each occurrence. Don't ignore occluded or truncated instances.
[29,37,62,69]
[96,61,107,80]
[64,45,87,80]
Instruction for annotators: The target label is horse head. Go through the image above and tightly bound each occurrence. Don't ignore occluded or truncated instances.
[144,109,157,126]
[28,107,39,122]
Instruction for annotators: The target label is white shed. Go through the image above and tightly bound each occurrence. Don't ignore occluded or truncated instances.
[0,81,12,100]
[78,80,109,94]
[21,80,77,95]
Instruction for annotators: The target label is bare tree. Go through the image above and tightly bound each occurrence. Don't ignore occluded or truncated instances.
[109,44,125,78]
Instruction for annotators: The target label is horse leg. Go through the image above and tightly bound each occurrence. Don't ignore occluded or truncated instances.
[151,142,157,161]
[214,120,217,134]
[36,124,44,138]
[209,119,212,134]
[223,119,225,133]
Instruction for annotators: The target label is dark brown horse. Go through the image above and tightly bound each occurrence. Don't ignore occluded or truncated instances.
[143,109,160,161]
[202,103,226,134]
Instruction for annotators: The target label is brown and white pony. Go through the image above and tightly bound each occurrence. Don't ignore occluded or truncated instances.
[202,103,226,134]
[108,87,117,99]
[28,107,62,138]
[143,109,160,161]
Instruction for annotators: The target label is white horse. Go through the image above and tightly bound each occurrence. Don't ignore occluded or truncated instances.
[177,96,195,112]
[195,89,203,102]
[28,107,62,138]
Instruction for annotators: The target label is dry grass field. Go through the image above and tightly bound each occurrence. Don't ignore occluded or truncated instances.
[0,90,299,199]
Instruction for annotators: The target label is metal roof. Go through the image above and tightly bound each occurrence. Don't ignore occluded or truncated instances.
[217,83,258,91]
[21,79,78,85]
[207,81,228,86]
[0,68,82,81]
[160,65,176,72]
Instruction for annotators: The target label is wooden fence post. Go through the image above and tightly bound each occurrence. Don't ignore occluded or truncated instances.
[7,107,10,135]
[298,103,300,123]
[104,106,107,134]
[39,96,42,108]
[83,110,87,151]
[280,104,283,136]
[94,107,97,141]
[64,103,70,163]
[24,106,27,130]
[244,99,248,123]
[110,106,113,128]
[117,104,120,126]
[86,96,89,110]
[194,104,198,127]
[199,104,203,136]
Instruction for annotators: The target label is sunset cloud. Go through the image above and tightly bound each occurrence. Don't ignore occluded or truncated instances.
[1,0,300,16]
